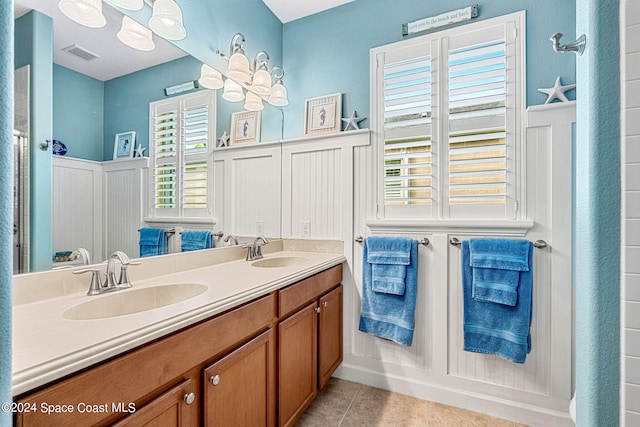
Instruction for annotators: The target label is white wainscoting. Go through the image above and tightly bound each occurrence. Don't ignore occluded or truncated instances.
[333,103,576,427]
[52,157,103,263]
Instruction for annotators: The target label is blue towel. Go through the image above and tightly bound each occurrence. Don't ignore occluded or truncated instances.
[181,230,212,252]
[469,239,531,306]
[359,238,418,346]
[367,236,412,295]
[139,228,167,258]
[462,240,533,364]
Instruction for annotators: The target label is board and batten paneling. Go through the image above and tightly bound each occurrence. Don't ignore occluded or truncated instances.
[332,103,575,427]
[52,156,103,264]
[213,144,282,238]
[103,158,148,257]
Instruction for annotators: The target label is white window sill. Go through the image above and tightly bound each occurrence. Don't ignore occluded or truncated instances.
[364,219,534,236]
[144,217,217,226]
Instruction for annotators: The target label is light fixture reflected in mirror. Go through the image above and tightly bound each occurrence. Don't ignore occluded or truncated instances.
[148,0,187,41]
[222,79,245,102]
[117,16,155,51]
[250,51,272,96]
[58,0,106,28]
[244,91,264,111]
[198,64,224,90]
[225,34,251,83]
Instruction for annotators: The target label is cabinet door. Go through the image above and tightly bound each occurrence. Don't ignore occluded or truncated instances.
[278,301,318,427]
[111,378,196,427]
[203,329,275,427]
[318,285,343,388]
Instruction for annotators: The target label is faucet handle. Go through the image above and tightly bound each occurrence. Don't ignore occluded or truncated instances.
[73,268,104,296]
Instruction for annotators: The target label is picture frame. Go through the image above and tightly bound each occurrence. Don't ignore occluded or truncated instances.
[113,131,136,159]
[304,93,342,136]
[230,111,261,145]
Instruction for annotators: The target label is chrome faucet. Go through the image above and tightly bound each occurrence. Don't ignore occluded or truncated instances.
[73,251,140,296]
[69,247,91,265]
[223,234,239,246]
[245,235,269,261]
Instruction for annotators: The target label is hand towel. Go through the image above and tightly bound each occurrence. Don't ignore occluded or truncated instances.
[469,239,531,306]
[359,238,418,346]
[139,228,166,258]
[367,236,412,295]
[462,240,533,364]
[181,230,212,252]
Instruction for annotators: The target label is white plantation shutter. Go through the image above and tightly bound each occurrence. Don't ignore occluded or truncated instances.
[150,91,214,219]
[373,12,523,220]
[376,40,437,218]
[444,21,518,218]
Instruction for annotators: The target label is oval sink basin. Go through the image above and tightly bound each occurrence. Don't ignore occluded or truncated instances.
[251,257,309,268]
[63,284,208,320]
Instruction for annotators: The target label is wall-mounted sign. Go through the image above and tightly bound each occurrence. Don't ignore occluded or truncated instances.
[402,5,479,36]
[164,80,199,96]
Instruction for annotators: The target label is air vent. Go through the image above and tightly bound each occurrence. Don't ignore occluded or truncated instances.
[61,44,101,61]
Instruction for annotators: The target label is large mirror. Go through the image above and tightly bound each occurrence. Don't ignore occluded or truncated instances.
[13,0,285,273]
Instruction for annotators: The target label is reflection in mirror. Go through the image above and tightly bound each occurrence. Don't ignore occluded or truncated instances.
[14,0,275,273]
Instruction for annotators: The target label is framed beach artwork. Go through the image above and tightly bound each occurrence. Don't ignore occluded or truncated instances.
[113,131,136,159]
[230,111,261,144]
[304,93,342,136]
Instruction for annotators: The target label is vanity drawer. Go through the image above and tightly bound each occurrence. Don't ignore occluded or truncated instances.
[278,264,342,318]
[15,293,276,427]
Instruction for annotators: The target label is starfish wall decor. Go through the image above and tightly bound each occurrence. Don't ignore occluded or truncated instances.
[537,76,576,104]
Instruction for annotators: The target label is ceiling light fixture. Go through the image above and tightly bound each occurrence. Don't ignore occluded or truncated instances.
[58,0,106,28]
[202,33,289,110]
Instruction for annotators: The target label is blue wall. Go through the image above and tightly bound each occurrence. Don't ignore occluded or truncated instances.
[15,11,53,271]
[53,65,104,161]
[575,0,620,425]
[282,0,577,138]
[0,1,13,422]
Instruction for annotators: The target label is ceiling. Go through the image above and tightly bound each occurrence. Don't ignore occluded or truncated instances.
[14,0,187,81]
[13,0,353,81]
[262,0,354,23]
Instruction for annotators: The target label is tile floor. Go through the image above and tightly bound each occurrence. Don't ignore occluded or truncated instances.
[296,378,529,427]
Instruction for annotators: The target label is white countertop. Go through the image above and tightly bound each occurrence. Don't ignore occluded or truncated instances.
[13,243,345,396]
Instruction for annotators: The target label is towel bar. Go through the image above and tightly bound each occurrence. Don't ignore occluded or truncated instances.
[178,230,224,238]
[449,237,548,249]
[137,227,176,234]
[355,236,429,246]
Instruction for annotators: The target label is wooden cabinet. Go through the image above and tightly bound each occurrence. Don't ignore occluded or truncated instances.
[318,286,343,389]
[277,265,343,427]
[278,302,318,427]
[14,264,343,427]
[203,329,276,427]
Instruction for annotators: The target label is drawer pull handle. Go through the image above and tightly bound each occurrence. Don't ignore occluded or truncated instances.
[183,392,196,405]
[210,374,221,386]
[315,307,321,314]
[322,301,328,307]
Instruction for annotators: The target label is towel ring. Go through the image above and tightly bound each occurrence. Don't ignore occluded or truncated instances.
[449,237,548,249]
[354,236,429,246]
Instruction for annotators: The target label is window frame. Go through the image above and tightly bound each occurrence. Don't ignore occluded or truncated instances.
[147,90,216,222]
[371,11,526,221]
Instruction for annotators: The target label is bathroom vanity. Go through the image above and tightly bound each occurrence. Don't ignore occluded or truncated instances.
[12,241,344,426]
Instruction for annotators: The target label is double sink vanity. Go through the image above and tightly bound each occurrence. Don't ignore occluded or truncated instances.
[12,239,345,426]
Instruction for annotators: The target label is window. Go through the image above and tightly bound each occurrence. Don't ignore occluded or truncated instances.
[372,12,524,220]
[149,90,215,219]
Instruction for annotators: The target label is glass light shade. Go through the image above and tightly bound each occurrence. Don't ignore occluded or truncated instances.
[58,0,106,28]
[148,0,186,41]
[222,79,245,102]
[268,82,289,107]
[107,0,143,10]
[117,16,155,51]
[244,91,264,111]
[226,52,251,83]
[251,67,272,96]
[198,65,224,90]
